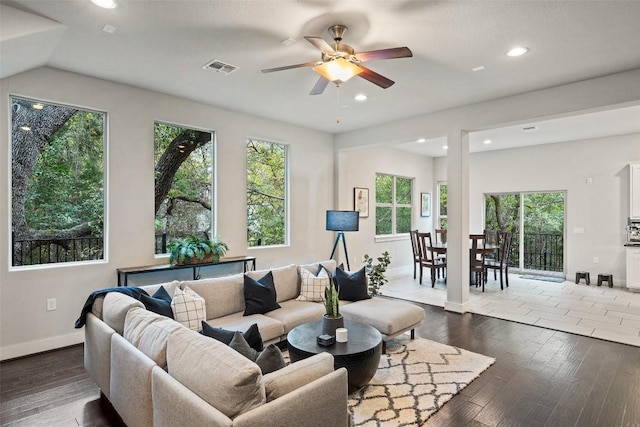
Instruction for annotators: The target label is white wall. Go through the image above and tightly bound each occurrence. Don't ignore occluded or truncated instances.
[434,132,640,283]
[336,146,434,270]
[0,67,335,359]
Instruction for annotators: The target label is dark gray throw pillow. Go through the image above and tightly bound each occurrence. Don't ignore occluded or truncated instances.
[335,266,371,301]
[243,271,281,316]
[201,322,264,351]
[255,344,286,375]
[229,331,258,361]
[138,286,174,318]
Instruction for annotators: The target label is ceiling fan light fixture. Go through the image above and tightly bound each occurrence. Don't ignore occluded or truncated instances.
[313,58,362,84]
[91,0,118,9]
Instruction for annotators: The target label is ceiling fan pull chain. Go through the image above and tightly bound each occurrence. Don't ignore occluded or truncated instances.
[336,85,341,124]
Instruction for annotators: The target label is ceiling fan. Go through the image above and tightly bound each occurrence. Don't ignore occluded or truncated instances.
[261,25,412,95]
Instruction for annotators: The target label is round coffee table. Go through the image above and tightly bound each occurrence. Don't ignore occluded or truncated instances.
[287,320,382,393]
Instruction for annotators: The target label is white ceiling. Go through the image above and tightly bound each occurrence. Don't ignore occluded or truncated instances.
[2,0,640,154]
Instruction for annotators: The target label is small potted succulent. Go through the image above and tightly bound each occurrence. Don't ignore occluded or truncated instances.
[321,278,344,335]
[168,234,229,266]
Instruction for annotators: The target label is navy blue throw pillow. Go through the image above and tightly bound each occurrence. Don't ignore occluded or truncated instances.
[201,322,264,352]
[139,286,174,318]
[243,271,281,316]
[335,266,371,302]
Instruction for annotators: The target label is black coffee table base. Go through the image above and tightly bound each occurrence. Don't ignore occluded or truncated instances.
[287,320,382,393]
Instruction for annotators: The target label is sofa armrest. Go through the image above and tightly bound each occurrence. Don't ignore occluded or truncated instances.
[233,368,349,427]
[84,313,115,399]
[151,366,233,427]
[262,352,334,401]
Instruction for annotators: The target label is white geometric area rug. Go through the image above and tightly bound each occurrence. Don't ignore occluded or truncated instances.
[348,335,495,426]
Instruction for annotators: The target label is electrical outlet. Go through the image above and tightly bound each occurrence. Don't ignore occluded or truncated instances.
[593,257,599,264]
[47,298,56,311]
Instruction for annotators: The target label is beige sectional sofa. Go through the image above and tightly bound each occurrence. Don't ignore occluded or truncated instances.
[83,260,424,427]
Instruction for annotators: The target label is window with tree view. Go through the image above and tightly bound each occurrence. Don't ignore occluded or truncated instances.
[375,173,413,235]
[154,122,214,254]
[11,97,105,267]
[247,139,287,247]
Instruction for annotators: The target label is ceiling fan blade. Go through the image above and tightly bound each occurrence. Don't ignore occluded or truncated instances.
[261,61,319,73]
[357,65,395,89]
[304,36,337,56]
[310,76,330,95]
[355,47,413,62]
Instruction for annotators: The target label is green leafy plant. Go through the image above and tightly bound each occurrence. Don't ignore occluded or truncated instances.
[168,234,228,265]
[323,279,340,318]
[363,251,391,296]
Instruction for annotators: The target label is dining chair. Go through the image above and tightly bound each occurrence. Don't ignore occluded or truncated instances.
[483,229,499,264]
[409,229,421,279]
[417,232,446,287]
[435,229,447,244]
[485,231,512,290]
[469,234,486,291]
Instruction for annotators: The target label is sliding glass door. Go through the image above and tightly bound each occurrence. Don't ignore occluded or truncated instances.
[485,191,565,275]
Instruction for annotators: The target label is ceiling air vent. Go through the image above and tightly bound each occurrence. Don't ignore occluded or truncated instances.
[521,125,538,132]
[202,59,238,76]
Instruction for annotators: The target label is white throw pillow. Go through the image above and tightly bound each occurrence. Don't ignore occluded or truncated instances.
[296,266,329,302]
[171,286,206,331]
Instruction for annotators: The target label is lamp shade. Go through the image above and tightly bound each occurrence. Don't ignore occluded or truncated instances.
[313,58,363,84]
[326,210,359,232]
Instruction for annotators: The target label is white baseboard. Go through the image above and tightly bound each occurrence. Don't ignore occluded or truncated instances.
[444,301,471,314]
[0,331,84,361]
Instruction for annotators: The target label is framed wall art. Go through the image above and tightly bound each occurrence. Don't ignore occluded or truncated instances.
[354,187,369,218]
[421,192,431,217]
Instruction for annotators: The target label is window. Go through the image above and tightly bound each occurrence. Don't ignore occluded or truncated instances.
[11,97,105,267]
[246,138,287,247]
[438,182,447,229]
[375,173,413,235]
[154,122,214,254]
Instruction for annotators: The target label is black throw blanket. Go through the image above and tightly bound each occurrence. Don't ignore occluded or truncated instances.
[74,287,149,328]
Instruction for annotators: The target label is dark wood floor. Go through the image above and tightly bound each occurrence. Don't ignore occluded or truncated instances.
[1,302,639,426]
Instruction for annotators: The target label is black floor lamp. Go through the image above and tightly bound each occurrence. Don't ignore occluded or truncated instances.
[326,210,359,271]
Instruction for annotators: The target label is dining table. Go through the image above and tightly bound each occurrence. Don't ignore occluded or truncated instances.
[428,240,500,286]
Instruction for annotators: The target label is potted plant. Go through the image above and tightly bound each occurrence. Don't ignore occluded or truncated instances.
[321,278,344,335]
[363,251,391,296]
[168,234,229,266]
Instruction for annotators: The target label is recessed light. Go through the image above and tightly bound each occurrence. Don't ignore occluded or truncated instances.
[442,145,448,150]
[416,138,426,143]
[91,0,117,9]
[20,125,31,131]
[472,65,486,72]
[354,94,367,102]
[102,24,117,34]
[507,47,529,57]
[31,103,44,110]
[483,139,492,144]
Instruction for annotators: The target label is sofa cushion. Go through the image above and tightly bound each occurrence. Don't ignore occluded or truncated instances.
[296,267,329,302]
[171,286,206,332]
[247,264,298,303]
[124,307,183,370]
[264,299,325,334]
[167,327,266,419]
[184,275,245,319]
[299,260,337,277]
[139,286,173,319]
[201,322,264,352]
[243,271,281,316]
[339,297,425,337]
[262,352,334,401]
[335,266,371,302]
[103,293,145,335]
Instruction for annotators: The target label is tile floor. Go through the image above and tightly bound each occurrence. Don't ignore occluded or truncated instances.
[382,267,640,347]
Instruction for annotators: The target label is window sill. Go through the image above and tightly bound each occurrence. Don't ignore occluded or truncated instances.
[374,234,409,243]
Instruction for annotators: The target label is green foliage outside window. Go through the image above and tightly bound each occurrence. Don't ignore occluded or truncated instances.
[375,173,413,235]
[154,122,213,253]
[247,139,287,247]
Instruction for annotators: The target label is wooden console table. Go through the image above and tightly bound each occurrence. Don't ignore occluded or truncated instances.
[117,255,256,286]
